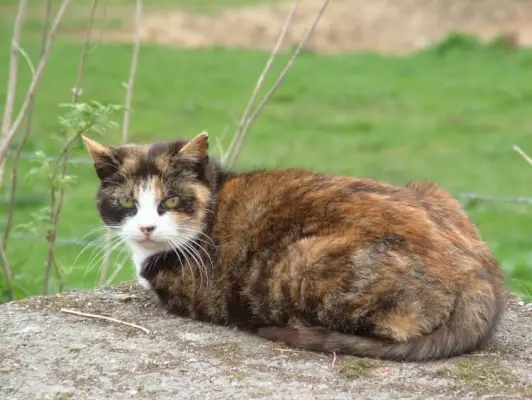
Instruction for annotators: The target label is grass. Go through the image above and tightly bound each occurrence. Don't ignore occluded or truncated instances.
[434,358,532,397]
[1,2,532,301]
[338,358,381,379]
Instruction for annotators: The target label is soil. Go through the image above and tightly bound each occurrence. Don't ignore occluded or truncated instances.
[105,0,532,54]
[1,282,532,399]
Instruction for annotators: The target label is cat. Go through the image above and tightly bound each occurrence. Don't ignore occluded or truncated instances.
[82,131,505,361]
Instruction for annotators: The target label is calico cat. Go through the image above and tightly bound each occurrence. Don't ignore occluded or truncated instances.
[82,131,505,361]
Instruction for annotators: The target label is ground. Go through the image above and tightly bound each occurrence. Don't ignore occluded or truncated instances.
[102,0,532,53]
[1,283,532,399]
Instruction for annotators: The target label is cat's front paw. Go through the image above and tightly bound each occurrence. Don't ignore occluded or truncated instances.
[137,275,152,290]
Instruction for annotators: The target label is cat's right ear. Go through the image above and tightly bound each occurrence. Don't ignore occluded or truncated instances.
[82,136,119,180]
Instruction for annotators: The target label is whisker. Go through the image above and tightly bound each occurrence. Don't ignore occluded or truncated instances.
[74,231,116,263]
[82,236,124,285]
[74,234,117,278]
[178,238,210,289]
[91,238,125,276]
[176,226,217,248]
[82,238,122,284]
[98,241,130,286]
[170,238,196,288]
[167,239,185,283]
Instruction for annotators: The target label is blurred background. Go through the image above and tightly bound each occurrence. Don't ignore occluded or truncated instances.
[1,0,532,303]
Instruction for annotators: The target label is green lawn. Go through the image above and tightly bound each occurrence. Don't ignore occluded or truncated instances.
[1,2,532,302]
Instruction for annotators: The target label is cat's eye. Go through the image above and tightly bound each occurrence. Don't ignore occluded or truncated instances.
[119,198,135,208]
[163,196,179,208]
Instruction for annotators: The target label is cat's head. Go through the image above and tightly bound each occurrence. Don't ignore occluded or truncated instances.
[82,131,214,254]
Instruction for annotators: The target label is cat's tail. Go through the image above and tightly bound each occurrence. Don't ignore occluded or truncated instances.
[257,267,506,361]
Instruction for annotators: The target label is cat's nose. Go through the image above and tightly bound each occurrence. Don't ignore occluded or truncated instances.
[139,225,156,234]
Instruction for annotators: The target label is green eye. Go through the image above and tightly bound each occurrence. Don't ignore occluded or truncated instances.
[163,196,179,208]
[119,198,135,208]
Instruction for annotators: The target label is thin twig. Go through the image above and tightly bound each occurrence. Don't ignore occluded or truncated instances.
[0,0,73,166]
[99,233,113,285]
[102,0,142,283]
[331,351,338,368]
[0,0,28,186]
[274,348,300,353]
[43,131,90,295]
[3,0,53,247]
[104,253,129,286]
[60,308,150,334]
[44,0,97,295]
[43,181,57,295]
[0,239,14,301]
[225,0,330,169]
[56,0,99,250]
[121,0,142,144]
[17,46,36,78]
[52,252,64,293]
[513,145,532,167]
[72,0,99,104]
[223,0,300,166]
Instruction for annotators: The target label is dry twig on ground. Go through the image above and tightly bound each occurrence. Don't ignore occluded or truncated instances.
[224,0,330,169]
[60,308,150,334]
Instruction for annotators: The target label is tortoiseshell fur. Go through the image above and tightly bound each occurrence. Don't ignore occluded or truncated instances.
[84,133,505,361]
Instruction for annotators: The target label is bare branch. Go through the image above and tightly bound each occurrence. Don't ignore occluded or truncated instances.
[72,0,99,104]
[17,46,36,78]
[122,0,143,144]
[0,0,28,186]
[0,239,14,301]
[104,253,129,286]
[60,308,150,334]
[0,0,73,168]
[223,0,300,166]
[225,0,331,169]
[44,0,98,295]
[3,0,53,247]
[99,234,112,285]
[513,145,532,167]
[99,0,143,285]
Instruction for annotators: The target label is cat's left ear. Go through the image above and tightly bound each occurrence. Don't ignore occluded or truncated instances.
[81,136,120,180]
[178,131,209,163]
[82,136,112,162]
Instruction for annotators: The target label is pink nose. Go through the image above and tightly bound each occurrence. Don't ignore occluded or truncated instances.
[139,225,156,235]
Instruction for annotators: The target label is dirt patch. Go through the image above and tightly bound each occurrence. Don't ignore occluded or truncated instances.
[1,283,532,399]
[104,0,532,54]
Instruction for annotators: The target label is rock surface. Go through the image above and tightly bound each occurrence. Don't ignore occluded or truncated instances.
[1,282,531,399]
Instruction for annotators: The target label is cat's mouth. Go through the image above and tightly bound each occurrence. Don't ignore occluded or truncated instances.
[136,239,163,250]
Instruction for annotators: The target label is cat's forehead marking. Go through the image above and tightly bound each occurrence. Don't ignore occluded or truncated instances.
[152,176,164,200]
[121,155,141,174]
[120,145,150,174]
[131,176,164,201]
[154,153,172,173]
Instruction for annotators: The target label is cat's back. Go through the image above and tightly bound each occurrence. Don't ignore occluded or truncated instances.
[214,168,458,238]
